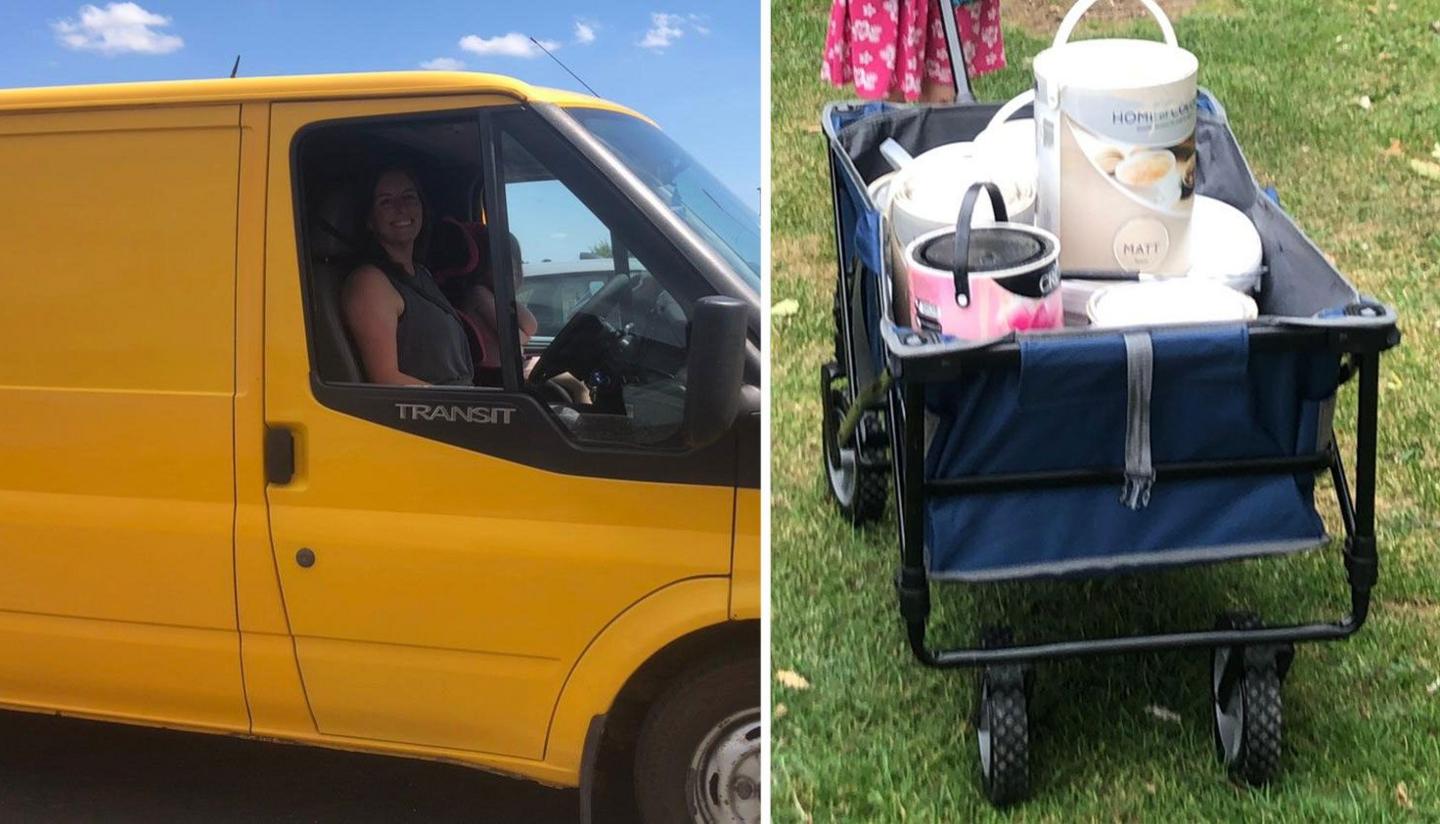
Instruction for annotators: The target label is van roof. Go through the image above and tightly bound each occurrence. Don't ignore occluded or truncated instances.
[0,71,647,119]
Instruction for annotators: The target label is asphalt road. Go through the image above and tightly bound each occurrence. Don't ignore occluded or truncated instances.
[0,710,579,822]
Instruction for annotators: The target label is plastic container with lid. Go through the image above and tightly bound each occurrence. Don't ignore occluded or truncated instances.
[1087,278,1258,328]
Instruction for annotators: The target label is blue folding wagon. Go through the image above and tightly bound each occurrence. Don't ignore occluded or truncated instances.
[818,15,1402,806]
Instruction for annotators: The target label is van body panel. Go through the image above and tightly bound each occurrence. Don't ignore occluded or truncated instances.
[259,415,733,759]
[291,635,564,754]
[234,102,291,637]
[237,631,315,736]
[231,102,315,735]
[731,488,762,621]
[0,106,238,392]
[262,97,734,760]
[0,105,247,728]
[544,577,732,773]
[0,613,246,730]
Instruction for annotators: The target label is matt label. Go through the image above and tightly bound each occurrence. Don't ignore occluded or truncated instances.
[1112,218,1172,271]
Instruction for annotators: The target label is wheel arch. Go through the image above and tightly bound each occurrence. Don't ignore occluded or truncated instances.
[599,617,760,757]
[545,577,758,777]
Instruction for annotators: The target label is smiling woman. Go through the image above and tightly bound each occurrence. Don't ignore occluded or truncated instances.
[342,166,477,387]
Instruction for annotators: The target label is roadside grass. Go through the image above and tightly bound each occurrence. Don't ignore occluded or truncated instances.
[770,0,1440,820]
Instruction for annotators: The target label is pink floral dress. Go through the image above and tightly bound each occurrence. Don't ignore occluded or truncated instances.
[822,0,1006,101]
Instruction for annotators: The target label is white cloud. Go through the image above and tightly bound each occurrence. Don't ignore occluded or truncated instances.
[574,20,597,45]
[458,33,559,59]
[639,12,710,50]
[419,57,465,71]
[639,13,685,50]
[53,2,183,56]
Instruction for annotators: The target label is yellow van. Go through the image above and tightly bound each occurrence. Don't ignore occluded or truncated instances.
[0,72,760,822]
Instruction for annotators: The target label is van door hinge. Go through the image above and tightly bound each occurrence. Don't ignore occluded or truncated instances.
[265,426,295,485]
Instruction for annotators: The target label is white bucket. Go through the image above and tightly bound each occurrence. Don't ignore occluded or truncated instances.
[886,142,1034,247]
[1187,195,1263,293]
[1033,0,1199,274]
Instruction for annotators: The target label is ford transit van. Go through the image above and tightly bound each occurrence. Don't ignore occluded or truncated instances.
[0,72,760,823]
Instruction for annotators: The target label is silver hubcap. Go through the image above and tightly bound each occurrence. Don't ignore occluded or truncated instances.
[977,680,993,775]
[1213,646,1242,762]
[688,708,762,824]
[825,387,858,505]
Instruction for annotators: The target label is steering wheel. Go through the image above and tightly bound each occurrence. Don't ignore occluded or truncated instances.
[526,273,637,410]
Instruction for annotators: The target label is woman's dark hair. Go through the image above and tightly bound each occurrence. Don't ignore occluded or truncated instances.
[357,164,432,267]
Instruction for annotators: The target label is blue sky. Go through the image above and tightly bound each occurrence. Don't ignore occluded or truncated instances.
[0,1,761,210]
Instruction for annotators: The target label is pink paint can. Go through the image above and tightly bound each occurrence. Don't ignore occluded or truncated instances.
[902,182,1063,340]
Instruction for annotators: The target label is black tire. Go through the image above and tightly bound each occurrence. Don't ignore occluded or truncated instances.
[634,656,761,824]
[1212,612,1285,786]
[820,362,887,525]
[975,628,1030,806]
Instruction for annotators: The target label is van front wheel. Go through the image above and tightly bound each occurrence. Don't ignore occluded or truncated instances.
[634,656,761,824]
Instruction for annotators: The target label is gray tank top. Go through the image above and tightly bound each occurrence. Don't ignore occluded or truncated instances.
[379,263,474,387]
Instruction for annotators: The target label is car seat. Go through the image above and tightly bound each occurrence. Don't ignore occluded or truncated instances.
[430,216,499,381]
[308,189,366,383]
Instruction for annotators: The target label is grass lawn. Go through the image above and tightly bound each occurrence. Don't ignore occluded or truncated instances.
[769,0,1440,820]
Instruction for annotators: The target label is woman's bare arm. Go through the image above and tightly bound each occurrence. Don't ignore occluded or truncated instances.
[342,265,429,386]
[468,286,536,345]
[516,302,538,343]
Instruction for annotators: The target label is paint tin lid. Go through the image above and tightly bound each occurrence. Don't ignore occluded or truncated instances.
[1033,39,1197,91]
[1088,279,1258,327]
[918,227,1053,274]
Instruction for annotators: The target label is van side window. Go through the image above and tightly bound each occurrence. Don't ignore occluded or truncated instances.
[494,128,694,448]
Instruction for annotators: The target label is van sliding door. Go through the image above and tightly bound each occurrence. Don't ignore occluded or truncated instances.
[0,105,248,730]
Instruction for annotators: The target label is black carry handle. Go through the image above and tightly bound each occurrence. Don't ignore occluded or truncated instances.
[952,181,1008,308]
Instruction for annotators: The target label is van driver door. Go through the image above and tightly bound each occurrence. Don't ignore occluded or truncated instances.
[261,98,737,760]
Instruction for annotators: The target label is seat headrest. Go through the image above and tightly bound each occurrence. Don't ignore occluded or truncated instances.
[311,186,362,261]
[431,216,488,286]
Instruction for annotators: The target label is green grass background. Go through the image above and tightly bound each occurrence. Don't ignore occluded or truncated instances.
[769,0,1440,820]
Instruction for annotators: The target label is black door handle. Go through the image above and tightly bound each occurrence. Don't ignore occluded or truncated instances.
[265,426,295,485]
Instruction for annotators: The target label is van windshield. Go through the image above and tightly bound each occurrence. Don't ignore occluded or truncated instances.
[565,108,760,291]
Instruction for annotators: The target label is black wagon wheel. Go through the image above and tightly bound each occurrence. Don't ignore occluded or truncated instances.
[1212,612,1289,786]
[975,628,1030,806]
[820,361,887,525]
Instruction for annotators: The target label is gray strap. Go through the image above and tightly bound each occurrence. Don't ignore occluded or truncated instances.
[1121,332,1155,510]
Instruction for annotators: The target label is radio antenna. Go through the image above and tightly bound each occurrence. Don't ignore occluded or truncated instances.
[229,55,241,78]
[528,36,599,98]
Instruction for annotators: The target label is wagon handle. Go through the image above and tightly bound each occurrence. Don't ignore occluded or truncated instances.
[952,181,1008,308]
[982,90,1034,136]
[1053,0,1178,48]
[938,0,976,103]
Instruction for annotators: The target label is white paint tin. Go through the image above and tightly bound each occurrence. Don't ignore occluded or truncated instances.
[1032,0,1199,274]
